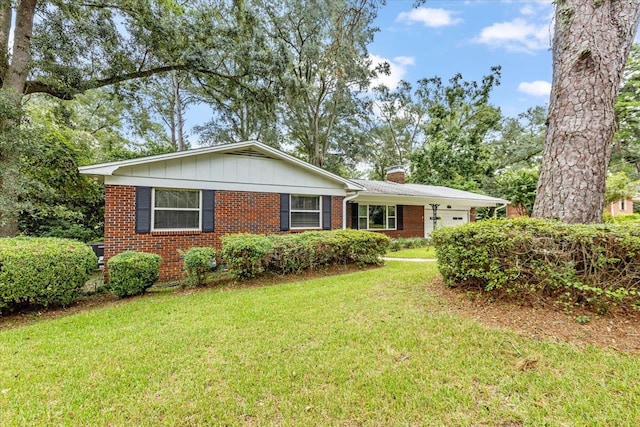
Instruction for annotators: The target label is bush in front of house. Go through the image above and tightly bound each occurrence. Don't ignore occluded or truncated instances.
[431,217,640,314]
[325,229,391,265]
[108,251,161,297]
[389,237,431,251]
[221,229,391,279]
[181,247,217,287]
[221,233,274,279]
[0,237,97,313]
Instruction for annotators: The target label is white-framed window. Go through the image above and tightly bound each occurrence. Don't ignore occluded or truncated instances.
[152,189,201,230]
[290,195,321,229]
[358,204,396,230]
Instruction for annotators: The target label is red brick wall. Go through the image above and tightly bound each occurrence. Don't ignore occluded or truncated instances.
[607,199,634,216]
[104,185,344,282]
[507,204,528,219]
[345,203,425,239]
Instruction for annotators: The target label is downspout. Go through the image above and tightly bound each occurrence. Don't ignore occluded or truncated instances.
[494,203,507,218]
[343,192,359,229]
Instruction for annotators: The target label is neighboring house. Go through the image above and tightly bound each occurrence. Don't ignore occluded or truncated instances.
[607,198,634,217]
[80,141,508,281]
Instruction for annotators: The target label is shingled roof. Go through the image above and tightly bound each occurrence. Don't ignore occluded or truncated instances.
[351,179,508,205]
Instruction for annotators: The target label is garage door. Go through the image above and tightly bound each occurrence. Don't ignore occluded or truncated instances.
[425,209,469,235]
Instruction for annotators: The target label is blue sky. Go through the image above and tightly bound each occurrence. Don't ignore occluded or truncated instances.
[369,0,555,117]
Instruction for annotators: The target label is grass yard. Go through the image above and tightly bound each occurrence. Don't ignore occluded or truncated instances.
[1,261,640,425]
[386,246,437,259]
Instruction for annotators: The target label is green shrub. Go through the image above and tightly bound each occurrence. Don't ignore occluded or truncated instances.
[0,237,97,313]
[181,247,217,287]
[326,229,391,266]
[389,237,431,251]
[432,218,640,313]
[221,234,273,279]
[221,230,391,279]
[108,251,161,297]
[605,213,640,223]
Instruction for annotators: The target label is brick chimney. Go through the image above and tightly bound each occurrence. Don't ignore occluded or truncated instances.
[386,165,405,184]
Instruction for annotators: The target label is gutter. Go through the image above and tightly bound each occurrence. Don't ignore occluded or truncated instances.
[343,192,359,229]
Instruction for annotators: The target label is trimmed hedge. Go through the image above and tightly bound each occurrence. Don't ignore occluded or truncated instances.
[181,247,217,287]
[389,237,431,251]
[108,251,161,297]
[222,229,391,279]
[432,218,640,313]
[0,237,97,313]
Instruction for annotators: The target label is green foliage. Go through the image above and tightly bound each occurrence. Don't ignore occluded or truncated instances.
[432,218,640,313]
[108,251,161,298]
[410,67,502,191]
[489,106,546,171]
[221,234,275,279]
[604,213,640,223]
[369,81,426,179]
[613,44,640,176]
[605,171,638,205]
[272,0,378,171]
[16,124,104,242]
[221,230,391,279]
[493,168,539,215]
[181,247,217,287]
[0,237,97,312]
[389,237,431,251]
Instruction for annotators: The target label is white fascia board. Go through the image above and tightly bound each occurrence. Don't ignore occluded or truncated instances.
[79,140,365,192]
[104,176,348,196]
[353,193,507,207]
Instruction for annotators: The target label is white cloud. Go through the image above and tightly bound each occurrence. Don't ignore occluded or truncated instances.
[369,54,415,90]
[520,5,535,15]
[473,18,550,53]
[518,80,551,97]
[396,8,462,28]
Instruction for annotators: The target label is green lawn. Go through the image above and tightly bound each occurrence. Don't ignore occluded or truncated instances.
[1,261,639,425]
[386,246,437,258]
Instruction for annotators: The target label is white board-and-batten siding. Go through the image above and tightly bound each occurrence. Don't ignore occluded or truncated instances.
[104,153,347,196]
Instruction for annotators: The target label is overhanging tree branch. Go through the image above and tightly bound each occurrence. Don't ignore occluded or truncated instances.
[23,65,243,100]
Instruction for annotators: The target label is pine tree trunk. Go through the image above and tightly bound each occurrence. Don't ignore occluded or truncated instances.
[532,0,640,223]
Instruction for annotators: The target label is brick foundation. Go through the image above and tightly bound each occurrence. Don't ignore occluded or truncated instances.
[104,185,344,282]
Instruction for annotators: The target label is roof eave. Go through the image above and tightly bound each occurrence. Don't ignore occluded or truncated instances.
[355,192,509,206]
[78,140,365,191]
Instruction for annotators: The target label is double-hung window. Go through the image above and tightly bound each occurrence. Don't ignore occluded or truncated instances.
[358,204,396,230]
[153,189,201,230]
[290,195,321,229]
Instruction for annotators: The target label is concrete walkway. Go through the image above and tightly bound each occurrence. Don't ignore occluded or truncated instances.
[381,257,437,263]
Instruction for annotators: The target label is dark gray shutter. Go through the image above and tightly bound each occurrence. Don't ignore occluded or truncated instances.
[322,195,331,230]
[280,193,290,231]
[202,190,215,232]
[350,203,359,229]
[396,205,404,230]
[135,186,152,233]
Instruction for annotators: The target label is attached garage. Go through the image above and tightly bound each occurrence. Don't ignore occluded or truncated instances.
[424,209,469,235]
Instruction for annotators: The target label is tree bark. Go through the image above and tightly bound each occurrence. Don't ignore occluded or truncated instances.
[4,0,37,100]
[532,0,640,223]
[0,2,12,80]
[173,70,186,151]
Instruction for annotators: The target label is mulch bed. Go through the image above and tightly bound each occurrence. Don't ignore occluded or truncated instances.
[430,276,640,352]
